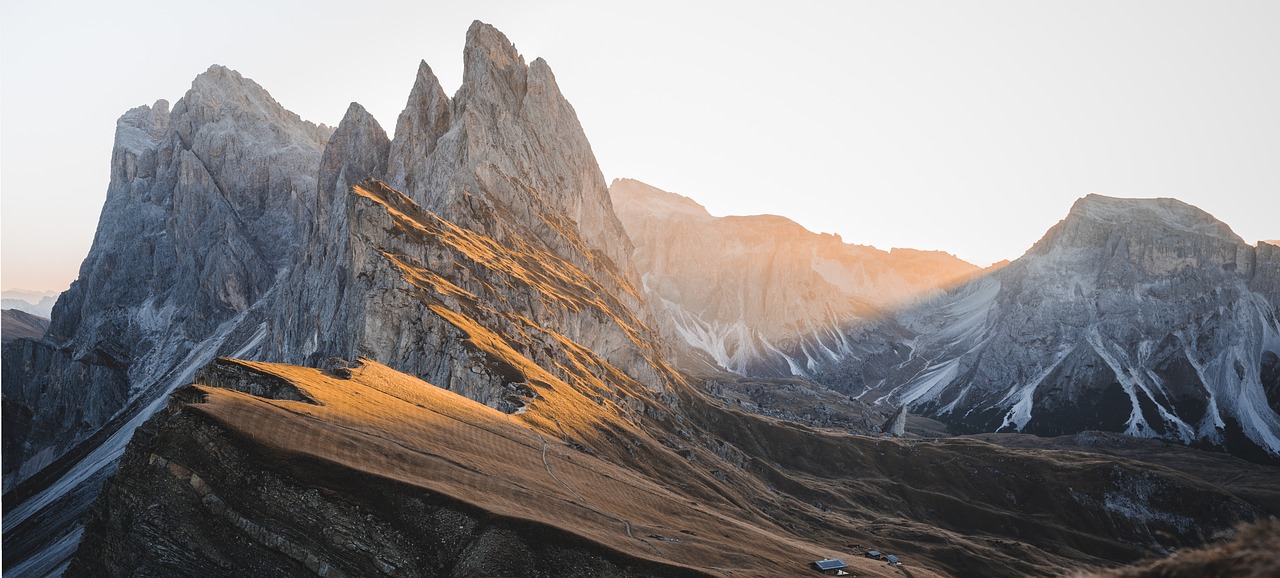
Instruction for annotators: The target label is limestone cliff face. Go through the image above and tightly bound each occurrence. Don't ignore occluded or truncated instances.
[813,195,1280,461]
[267,102,389,366]
[610,178,980,376]
[1,67,331,577]
[3,66,330,491]
[259,23,665,407]
[3,23,667,576]
[387,22,636,286]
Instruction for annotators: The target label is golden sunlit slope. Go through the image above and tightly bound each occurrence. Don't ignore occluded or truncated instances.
[75,357,923,578]
[347,179,681,463]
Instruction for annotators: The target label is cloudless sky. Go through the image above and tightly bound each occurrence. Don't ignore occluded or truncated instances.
[2,0,1277,291]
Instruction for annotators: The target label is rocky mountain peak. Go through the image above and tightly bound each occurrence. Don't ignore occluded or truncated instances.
[384,20,636,283]
[321,102,389,196]
[185,64,275,113]
[175,64,331,150]
[463,20,525,86]
[611,178,714,222]
[113,100,170,155]
[1025,194,1249,278]
[1056,193,1241,244]
[387,60,451,195]
[812,196,1280,461]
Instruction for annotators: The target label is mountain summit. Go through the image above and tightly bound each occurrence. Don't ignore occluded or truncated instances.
[810,194,1280,461]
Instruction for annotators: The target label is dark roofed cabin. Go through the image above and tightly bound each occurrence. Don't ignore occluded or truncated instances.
[811,558,849,575]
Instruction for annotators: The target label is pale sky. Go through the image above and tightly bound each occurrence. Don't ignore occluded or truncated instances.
[2,1,1277,291]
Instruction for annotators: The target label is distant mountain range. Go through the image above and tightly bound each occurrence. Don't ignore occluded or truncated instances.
[618,180,1280,461]
[1,290,59,319]
[813,195,1280,461]
[611,178,983,376]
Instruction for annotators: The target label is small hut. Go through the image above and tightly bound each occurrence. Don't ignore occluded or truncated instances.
[811,558,849,575]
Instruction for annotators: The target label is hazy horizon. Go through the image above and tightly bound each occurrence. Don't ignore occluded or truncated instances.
[3,1,1277,292]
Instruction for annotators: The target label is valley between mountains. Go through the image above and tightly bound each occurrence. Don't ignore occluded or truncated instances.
[2,20,1277,578]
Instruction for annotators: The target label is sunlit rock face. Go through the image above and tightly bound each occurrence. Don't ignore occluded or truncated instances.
[259,22,668,407]
[2,22,668,576]
[812,195,1280,461]
[387,22,636,283]
[610,178,981,376]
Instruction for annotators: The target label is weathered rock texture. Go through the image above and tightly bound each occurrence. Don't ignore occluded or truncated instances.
[1,66,331,576]
[811,195,1280,461]
[4,22,653,576]
[610,178,981,376]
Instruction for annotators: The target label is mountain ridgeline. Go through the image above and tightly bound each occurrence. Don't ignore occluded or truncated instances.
[610,178,982,376]
[1,20,1277,578]
[802,195,1280,462]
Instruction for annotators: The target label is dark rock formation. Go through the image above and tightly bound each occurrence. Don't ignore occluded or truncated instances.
[2,66,330,576]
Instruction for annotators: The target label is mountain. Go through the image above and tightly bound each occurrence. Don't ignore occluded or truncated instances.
[1,291,59,319]
[807,194,1280,462]
[4,22,1276,578]
[610,178,981,376]
[1,310,49,344]
[2,21,667,576]
[2,65,332,576]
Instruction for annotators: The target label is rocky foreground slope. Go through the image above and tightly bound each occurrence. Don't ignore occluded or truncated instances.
[611,178,980,376]
[3,21,1277,578]
[1,310,49,344]
[808,195,1280,462]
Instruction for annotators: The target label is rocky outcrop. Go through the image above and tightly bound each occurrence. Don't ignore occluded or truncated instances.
[2,66,330,577]
[389,22,637,285]
[256,23,665,409]
[265,102,389,366]
[812,195,1280,461]
[881,405,907,437]
[2,65,330,488]
[611,178,980,376]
